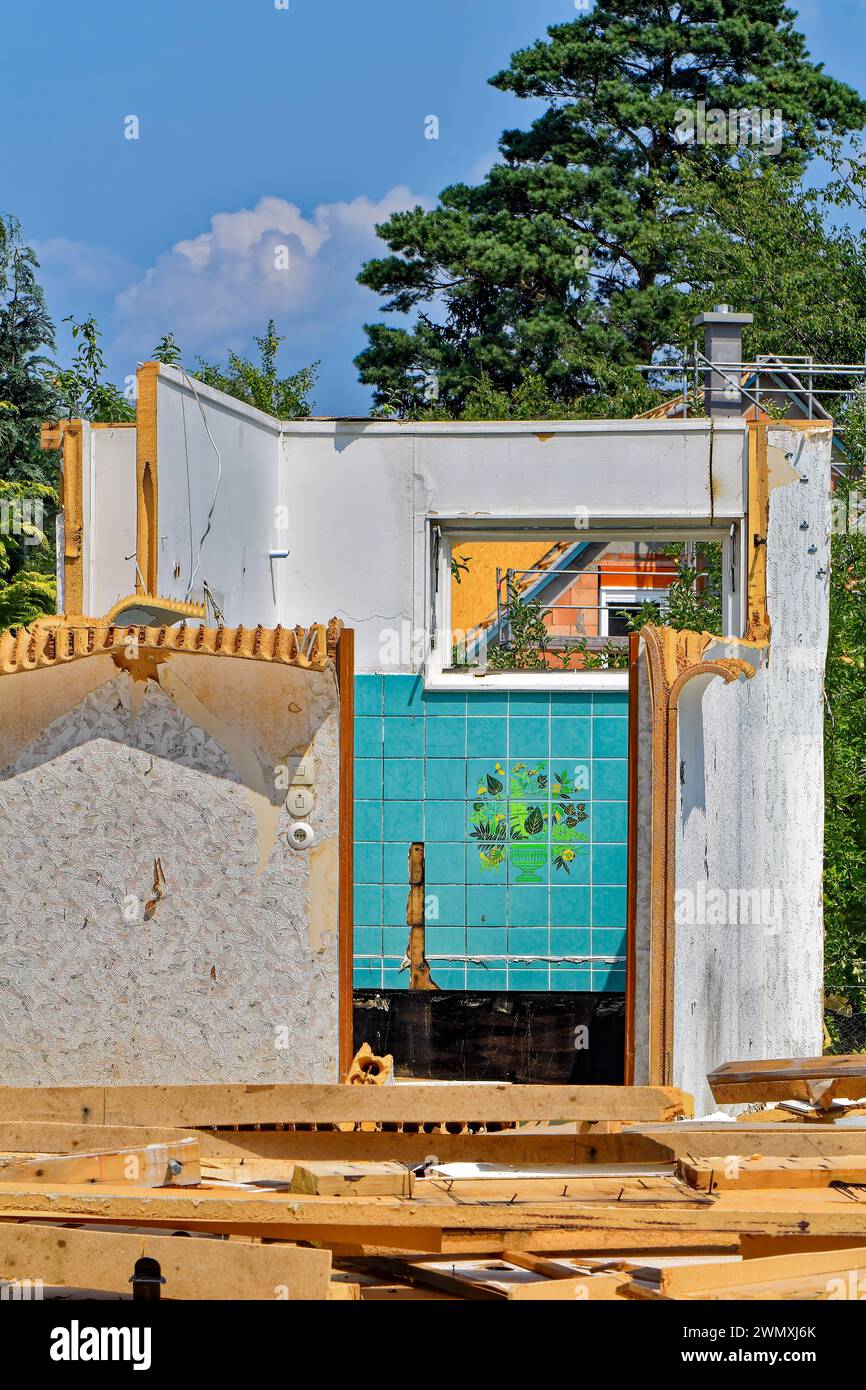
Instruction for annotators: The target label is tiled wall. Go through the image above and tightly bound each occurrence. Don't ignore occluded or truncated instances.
[353,674,628,992]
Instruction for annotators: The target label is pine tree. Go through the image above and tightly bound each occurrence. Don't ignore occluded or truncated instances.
[356,1,866,413]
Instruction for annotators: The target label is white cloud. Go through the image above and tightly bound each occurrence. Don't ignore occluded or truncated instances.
[112,187,429,358]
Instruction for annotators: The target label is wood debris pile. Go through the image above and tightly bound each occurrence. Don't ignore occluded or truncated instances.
[1,1058,865,1301]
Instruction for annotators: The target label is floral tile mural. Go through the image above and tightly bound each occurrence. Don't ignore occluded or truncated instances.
[469,759,588,883]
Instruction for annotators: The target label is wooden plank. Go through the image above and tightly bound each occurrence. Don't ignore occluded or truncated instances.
[708,1056,866,1107]
[0,1138,199,1188]
[291,1161,414,1197]
[0,1222,331,1300]
[629,1122,866,1159]
[0,1084,692,1128]
[655,1244,866,1297]
[680,1154,866,1192]
[0,1182,864,1239]
[507,1272,630,1300]
[0,1121,678,1167]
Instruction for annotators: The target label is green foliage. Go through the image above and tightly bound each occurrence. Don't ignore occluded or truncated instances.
[486,577,551,670]
[0,216,59,486]
[356,1,866,414]
[627,543,723,635]
[824,390,866,1048]
[194,320,317,418]
[0,218,61,625]
[54,315,135,423]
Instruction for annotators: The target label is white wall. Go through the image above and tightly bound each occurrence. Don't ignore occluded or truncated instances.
[147,372,749,669]
[86,427,137,616]
[671,425,830,1111]
[154,367,284,624]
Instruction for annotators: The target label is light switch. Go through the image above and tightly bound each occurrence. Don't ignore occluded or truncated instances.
[288,787,314,817]
[289,758,314,786]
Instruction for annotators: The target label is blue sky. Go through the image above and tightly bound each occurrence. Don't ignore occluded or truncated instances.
[2,0,864,414]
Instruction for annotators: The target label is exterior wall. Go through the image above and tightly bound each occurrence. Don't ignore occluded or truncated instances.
[671,425,830,1111]
[87,427,137,615]
[0,655,341,1086]
[353,675,628,991]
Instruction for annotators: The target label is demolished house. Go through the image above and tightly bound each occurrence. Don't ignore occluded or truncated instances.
[0,310,831,1115]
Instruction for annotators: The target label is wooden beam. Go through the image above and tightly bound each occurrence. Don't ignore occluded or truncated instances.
[0,1083,693,1128]
[0,1223,331,1300]
[291,1161,414,1196]
[708,1056,866,1107]
[679,1154,866,1192]
[0,1138,199,1187]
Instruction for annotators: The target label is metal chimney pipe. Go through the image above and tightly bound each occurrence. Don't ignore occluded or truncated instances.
[692,306,754,417]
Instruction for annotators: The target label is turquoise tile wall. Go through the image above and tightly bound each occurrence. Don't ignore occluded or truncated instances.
[353,674,628,992]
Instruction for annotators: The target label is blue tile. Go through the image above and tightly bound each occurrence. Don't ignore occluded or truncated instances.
[426,758,466,799]
[467,926,507,955]
[550,887,591,927]
[383,968,409,990]
[383,801,424,841]
[593,717,629,759]
[384,716,424,758]
[468,967,507,990]
[426,925,467,955]
[550,841,590,883]
[508,926,549,954]
[467,885,507,926]
[425,885,465,926]
[550,717,591,760]
[383,759,423,800]
[425,718,466,757]
[508,718,549,759]
[508,691,551,715]
[354,964,382,989]
[425,689,467,712]
[592,692,628,713]
[354,674,383,716]
[551,692,592,715]
[383,886,409,924]
[508,888,549,927]
[425,842,466,884]
[468,759,507,796]
[550,926,592,955]
[467,717,508,757]
[353,801,382,841]
[551,968,592,991]
[354,717,383,758]
[383,842,410,884]
[466,842,507,884]
[434,966,468,990]
[384,673,425,715]
[466,691,509,714]
[508,844,550,885]
[592,842,628,885]
[355,759,383,800]
[383,925,409,954]
[353,926,382,955]
[507,964,549,991]
[354,843,382,884]
[425,800,465,841]
[593,759,628,800]
[592,965,626,991]
[593,926,627,955]
[354,885,382,926]
[592,886,627,927]
[594,800,627,842]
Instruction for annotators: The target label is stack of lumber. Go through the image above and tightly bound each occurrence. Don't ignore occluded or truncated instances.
[0,1064,865,1300]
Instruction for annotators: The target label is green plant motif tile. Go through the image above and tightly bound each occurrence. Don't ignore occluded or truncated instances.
[468,759,588,882]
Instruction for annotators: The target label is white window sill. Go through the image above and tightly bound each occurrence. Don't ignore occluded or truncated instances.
[423,670,630,693]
